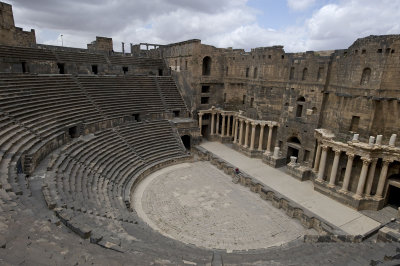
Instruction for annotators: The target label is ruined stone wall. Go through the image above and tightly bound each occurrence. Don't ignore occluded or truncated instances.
[0,2,36,47]
[87,36,113,52]
[163,40,227,113]
[168,35,400,165]
[166,40,333,163]
[321,35,400,145]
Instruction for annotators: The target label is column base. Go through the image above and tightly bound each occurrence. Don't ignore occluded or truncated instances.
[353,194,363,200]
[327,183,336,188]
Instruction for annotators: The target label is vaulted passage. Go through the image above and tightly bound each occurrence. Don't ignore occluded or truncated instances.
[181,135,191,149]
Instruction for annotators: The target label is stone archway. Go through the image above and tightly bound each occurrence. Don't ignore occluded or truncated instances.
[287,136,301,163]
[181,135,191,150]
[202,56,211,76]
[387,174,400,208]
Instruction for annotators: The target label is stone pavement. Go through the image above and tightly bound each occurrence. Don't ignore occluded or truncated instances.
[200,141,381,235]
[134,162,316,251]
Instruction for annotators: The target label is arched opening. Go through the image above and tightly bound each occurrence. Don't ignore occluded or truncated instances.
[69,126,79,138]
[360,67,371,85]
[312,107,317,114]
[202,56,211,76]
[181,135,191,150]
[302,68,308,80]
[296,96,305,117]
[387,174,400,208]
[289,67,295,80]
[286,136,301,163]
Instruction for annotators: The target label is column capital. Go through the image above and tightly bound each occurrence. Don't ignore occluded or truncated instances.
[321,145,329,151]
[260,123,266,128]
[332,148,341,155]
[382,158,393,166]
[346,152,355,159]
[251,122,256,127]
[245,120,250,124]
[361,157,371,165]
[221,113,226,117]
[370,158,378,163]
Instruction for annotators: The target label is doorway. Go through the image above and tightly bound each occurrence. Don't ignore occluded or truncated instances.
[387,185,400,208]
[69,126,79,138]
[287,136,301,163]
[181,135,191,150]
[286,147,299,163]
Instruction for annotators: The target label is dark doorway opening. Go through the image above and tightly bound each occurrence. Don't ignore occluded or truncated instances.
[287,136,301,163]
[201,97,209,104]
[21,62,28,73]
[181,135,191,150]
[57,63,65,74]
[69,126,79,138]
[173,110,180,117]
[201,125,209,138]
[122,66,128,74]
[387,185,400,208]
[202,56,211,76]
[158,69,163,76]
[286,147,299,163]
[132,113,140,122]
[92,65,98,74]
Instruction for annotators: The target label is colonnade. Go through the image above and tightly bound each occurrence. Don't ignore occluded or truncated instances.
[313,142,393,199]
[198,108,278,154]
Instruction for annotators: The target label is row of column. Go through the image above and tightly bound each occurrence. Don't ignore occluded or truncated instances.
[233,118,275,154]
[314,143,392,199]
[198,112,276,154]
[198,112,235,137]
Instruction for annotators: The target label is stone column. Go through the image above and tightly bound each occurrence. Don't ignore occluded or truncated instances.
[233,117,239,143]
[210,112,215,135]
[244,121,250,148]
[198,113,203,135]
[258,124,265,151]
[239,119,244,145]
[250,122,256,150]
[313,142,322,172]
[221,114,226,137]
[266,125,274,154]
[354,157,371,199]
[227,115,231,136]
[216,113,220,135]
[317,145,328,182]
[328,149,341,187]
[375,159,391,199]
[365,158,378,196]
[340,152,355,193]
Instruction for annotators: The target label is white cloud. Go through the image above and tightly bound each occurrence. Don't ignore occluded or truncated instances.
[5,0,400,53]
[305,0,400,50]
[287,0,316,11]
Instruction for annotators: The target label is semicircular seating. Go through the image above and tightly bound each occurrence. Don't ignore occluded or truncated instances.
[0,73,191,249]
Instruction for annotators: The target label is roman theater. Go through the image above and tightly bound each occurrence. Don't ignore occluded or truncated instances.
[1,1,400,265]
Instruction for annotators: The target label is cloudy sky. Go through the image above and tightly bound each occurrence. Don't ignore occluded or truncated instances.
[6,0,400,52]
